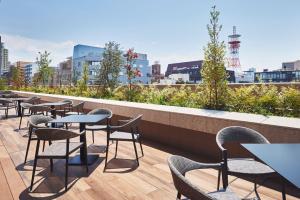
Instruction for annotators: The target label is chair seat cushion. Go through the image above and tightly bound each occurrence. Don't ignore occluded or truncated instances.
[40,142,83,157]
[227,158,274,175]
[85,125,107,130]
[208,188,241,200]
[110,131,139,140]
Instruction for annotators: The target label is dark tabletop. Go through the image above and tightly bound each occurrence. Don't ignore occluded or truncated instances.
[39,102,70,106]
[242,144,300,188]
[51,114,108,124]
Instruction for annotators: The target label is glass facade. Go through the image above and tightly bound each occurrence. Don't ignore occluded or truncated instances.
[72,44,151,84]
[24,63,38,84]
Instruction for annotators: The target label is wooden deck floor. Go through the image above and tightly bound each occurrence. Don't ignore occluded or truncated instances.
[0,110,299,200]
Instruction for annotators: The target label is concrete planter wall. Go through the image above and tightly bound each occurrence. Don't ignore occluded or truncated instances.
[13,90,300,160]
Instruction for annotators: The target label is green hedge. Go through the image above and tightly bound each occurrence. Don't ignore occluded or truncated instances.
[12,84,300,118]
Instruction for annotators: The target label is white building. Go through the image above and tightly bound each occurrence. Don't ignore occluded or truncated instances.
[235,68,256,83]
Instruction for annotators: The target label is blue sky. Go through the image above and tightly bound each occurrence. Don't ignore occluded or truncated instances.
[0,0,300,72]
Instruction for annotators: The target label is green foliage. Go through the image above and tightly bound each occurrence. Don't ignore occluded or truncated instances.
[0,78,7,90]
[14,84,300,118]
[96,41,123,96]
[11,67,24,88]
[201,6,228,110]
[77,62,89,95]
[280,87,300,117]
[36,51,53,87]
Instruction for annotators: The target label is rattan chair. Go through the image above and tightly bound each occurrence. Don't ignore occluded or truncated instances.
[104,114,143,169]
[86,108,112,143]
[216,126,275,191]
[64,101,85,116]
[30,128,88,192]
[24,96,41,104]
[24,115,53,164]
[168,155,241,200]
[55,99,73,117]
[0,99,17,118]
[19,103,50,129]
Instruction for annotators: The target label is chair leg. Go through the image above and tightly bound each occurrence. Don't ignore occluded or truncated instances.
[84,143,89,173]
[24,128,33,164]
[104,138,110,171]
[30,156,38,191]
[42,141,46,152]
[19,115,23,129]
[24,137,31,164]
[139,140,144,156]
[30,140,40,192]
[217,169,221,190]
[177,192,181,199]
[92,130,95,144]
[65,156,69,191]
[133,140,139,166]
[114,141,118,158]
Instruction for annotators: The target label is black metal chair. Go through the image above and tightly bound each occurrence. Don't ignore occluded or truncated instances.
[19,103,50,129]
[30,128,88,192]
[24,115,53,164]
[104,114,143,169]
[0,99,17,118]
[168,155,241,200]
[86,108,112,143]
[216,126,275,192]
[64,101,85,116]
[24,96,41,104]
[55,99,73,117]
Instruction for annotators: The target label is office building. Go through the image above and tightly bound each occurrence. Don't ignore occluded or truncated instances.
[165,60,235,83]
[151,62,164,83]
[58,57,72,85]
[73,44,151,85]
[282,60,300,71]
[0,36,9,76]
[255,69,300,82]
[24,63,39,84]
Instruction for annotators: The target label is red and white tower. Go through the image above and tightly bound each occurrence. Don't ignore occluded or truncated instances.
[228,26,241,68]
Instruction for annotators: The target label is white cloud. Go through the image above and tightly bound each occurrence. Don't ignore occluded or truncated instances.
[1,33,75,66]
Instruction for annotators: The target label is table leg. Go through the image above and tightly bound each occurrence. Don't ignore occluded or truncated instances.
[17,100,22,117]
[282,181,286,200]
[68,122,99,165]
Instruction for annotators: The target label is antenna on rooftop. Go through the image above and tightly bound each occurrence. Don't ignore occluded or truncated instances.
[228,26,241,68]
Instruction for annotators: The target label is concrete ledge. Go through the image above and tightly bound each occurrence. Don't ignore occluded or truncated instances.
[13,90,300,158]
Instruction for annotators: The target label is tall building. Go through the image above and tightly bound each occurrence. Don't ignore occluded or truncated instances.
[73,44,104,84]
[151,62,164,83]
[282,60,300,71]
[72,44,151,85]
[24,63,39,84]
[0,36,9,76]
[58,57,72,85]
[165,60,235,83]
[14,61,32,83]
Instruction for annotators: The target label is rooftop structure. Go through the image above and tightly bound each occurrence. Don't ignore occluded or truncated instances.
[228,26,241,68]
[165,60,235,83]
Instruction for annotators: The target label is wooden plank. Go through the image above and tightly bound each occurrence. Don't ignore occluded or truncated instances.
[0,109,298,200]
[0,163,13,200]
[0,146,27,199]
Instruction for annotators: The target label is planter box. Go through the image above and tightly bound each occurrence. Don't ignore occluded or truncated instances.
[13,90,300,160]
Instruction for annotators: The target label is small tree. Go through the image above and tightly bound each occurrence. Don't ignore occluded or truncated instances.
[124,48,141,101]
[11,67,23,88]
[36,51,53,87]
[96,41,123,95]
[201,6,228,109]
[77,62,89,94]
